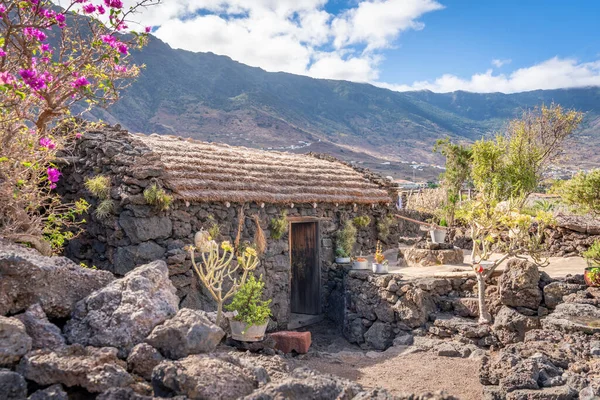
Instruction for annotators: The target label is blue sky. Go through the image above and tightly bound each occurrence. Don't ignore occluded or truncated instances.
[378,0,600,84]
[134,0,600,93]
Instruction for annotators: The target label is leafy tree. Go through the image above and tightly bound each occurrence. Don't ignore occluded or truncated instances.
[456,198,553,323]
[471,104,583,205]
[553,170,600,216]
[433,138,472,225]
[0,0,155,253]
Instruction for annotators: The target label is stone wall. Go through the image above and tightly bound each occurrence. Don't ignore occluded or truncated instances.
[330,260,586,350]
[58,127,401,329]
[545,214,600,257]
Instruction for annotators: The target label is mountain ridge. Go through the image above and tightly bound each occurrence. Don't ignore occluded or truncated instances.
[93,36,600,179]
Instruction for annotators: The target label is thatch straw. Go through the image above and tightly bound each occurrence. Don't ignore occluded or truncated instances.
[252,214,266,255]
[129,133,392,204]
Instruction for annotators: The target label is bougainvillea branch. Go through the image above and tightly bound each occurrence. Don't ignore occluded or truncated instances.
[0,0,157,253]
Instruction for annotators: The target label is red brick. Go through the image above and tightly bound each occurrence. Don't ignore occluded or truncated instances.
[269,331,311,354]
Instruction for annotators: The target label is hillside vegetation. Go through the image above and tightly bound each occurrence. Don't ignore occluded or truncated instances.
[95,37,600,174]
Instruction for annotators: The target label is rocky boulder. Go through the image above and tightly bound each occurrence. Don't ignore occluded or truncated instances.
[0,240,114,318]
[152,353,268,399]
[543,281,586,309]
[64,260,179,357]
[127,343,164,381]
[498,259,542,310]
[541,302,600,334]
[363,321,394,350]
[0,369,27,400]
[29,384,68,400]
[243,367,363,399]
[145,308,224,359]
[492,306,540,345]
[393,287,436,329]
[14,303,65,350]
[0,316,32,367]
[17,345,133,393]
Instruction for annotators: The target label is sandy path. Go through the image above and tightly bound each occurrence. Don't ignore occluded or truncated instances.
[298,350,483,399]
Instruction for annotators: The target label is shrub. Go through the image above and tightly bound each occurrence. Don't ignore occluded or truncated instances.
[144,184,173,211]
[0,0,152,253]
[377,214,395,241]
[553,170,600,216]
[583,240,600,264]
[207,215,221,240]
[95,199,114,219]
[226,274,272,329]
[269,211,288,240]
[84,176,111,199]
[352,215,371,228]
[336,220,357,257]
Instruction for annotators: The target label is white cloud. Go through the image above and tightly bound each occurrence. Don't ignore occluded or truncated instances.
[124,0,441,81]
[491,58,511,68]
[382,57,600,93]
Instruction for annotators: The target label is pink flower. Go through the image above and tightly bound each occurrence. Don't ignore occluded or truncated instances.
[101,34,117,48]
[39,137,56,149]
[47,167,61,188]
[104,0,123,9]
[23,27,47,42]
[39,43,51,52]
[75,132,83,139]
[0,72,14,85]
[116,43,128,55]
[97,5,105,14]
[19,69,47,91]
[145,26,152,33]
[114,65,127,73]
[82,3,96,13]
[0,49,5,57]
[56,14,66,23]
[0,5,7,13]
[71,76,90,88]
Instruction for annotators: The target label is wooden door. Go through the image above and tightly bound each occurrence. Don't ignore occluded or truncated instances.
[290,222,320,314]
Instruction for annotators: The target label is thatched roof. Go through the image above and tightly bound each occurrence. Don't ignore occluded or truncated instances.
[133,133,392,204]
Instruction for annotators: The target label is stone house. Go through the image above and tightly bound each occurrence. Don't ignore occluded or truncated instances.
[59,126,400,328]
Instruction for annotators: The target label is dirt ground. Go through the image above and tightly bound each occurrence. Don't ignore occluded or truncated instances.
[296,350,483,399]
[294,322,484,399]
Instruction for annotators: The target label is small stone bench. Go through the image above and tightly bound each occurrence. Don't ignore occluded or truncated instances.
[269,331,311,354]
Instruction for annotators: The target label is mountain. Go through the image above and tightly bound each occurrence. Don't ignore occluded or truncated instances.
[93,37,600,180]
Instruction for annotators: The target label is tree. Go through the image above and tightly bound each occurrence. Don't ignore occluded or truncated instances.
[553,170,600,216]
[0,0,155,252]
[433,138,472,225]
[457,198,553,323]
[471,104,583,205]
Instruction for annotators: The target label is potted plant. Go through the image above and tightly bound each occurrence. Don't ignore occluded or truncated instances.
[335,247,351,264]
[430,218,448,244]
[372,241,388,273]
[225,274,272,342]
[583,240,600,287]
[335,220,356,264]
[352,256,368,270]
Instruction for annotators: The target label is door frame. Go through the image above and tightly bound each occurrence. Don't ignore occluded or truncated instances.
[288,217,322,315]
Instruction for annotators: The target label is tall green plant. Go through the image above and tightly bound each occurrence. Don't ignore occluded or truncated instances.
[433,138,472,225]
[336,220,357,258]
